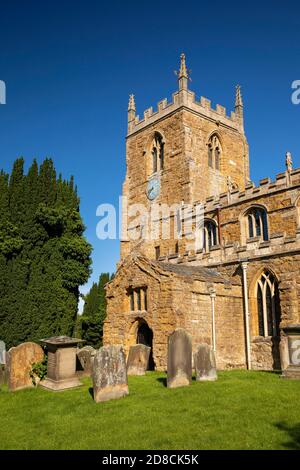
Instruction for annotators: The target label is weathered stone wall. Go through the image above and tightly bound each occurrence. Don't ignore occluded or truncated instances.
[182,109,249,202]
[121,111,187,261]
[104,256,245,371]
[171,276,245,369]
[215,255,300,370]
[217,186,299,246]
[121,94,249,261]
[111,64,300,375]
[104,257,176,370]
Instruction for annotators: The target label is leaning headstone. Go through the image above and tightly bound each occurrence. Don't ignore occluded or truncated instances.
[127,344,151,376]
[7,342,44,391]
[167,328,192,388]
[93,345,129,402]
[0,341,6,365]
[194,344,217,382]
[77,346,96,376]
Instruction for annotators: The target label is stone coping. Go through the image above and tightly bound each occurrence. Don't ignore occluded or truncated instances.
[40,336,85,347]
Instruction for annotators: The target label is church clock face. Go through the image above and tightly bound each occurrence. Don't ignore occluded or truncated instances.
[146,176,160,201]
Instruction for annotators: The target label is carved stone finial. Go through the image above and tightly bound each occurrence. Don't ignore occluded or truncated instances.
[235,85,243,109]
[227,176,233,193]
[175,53,191,91]
[128,94,136,127]
[286,151,293,172]
[234,85,244,131]
[128,94,136,112]
[227,176,238,193]
[179,53,188,79]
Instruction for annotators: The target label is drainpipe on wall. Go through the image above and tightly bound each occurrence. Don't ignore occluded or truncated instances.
[241,261,251,370]
[210,289,216,352]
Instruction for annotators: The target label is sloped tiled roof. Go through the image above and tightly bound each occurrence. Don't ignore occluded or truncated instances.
[156,261,229,283]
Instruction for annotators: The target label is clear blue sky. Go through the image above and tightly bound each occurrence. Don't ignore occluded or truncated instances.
[0,0,299,297]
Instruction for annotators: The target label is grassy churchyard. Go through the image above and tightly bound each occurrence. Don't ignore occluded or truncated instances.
[0,370,299,450]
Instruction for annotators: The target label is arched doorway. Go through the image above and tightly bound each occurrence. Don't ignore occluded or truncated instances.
[137,321,155,370]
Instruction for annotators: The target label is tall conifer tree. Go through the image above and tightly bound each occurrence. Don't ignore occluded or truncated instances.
[80,273,111,348]
[0,158,92,347]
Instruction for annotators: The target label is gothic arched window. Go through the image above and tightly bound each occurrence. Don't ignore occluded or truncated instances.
[208,134,222,170]
[256,271,280,337]
[246,207,268,241]
[203,219,218,252]
[151,133,164,174]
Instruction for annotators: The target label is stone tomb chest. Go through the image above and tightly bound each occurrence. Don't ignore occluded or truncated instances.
[281,325,300,380]
[40,336,84,391]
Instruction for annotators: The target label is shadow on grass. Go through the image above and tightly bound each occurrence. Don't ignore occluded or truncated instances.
[262,370,282,375]
[276,422,300,450]
[156,376,196,387]
[156,377,167,387]
[88,387,94,399]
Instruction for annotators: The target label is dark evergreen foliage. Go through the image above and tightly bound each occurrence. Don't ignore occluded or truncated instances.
[0,158,92,348]
[79,273,111,348]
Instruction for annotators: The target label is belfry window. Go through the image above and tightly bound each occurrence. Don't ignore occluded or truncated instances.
[256,271,280,337]
[208,146,213,168]
[152,147,158,173]
[208,134,222,170]
[247,207,268,241]
[215,147,220,171]
[203,219,218,252]
[151,133,164,173]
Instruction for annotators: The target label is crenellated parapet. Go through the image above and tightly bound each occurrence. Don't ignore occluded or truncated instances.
[127,89,244,136]
[127,53,244,137]
[161,228,300,269]
[159,165,300,268]
[193,167,300,212]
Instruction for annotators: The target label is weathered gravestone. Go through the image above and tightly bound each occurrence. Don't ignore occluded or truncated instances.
[40,336,84,391]
[93,345,129,402]
[7,342,44,391]
[0,341,6,365]
[194,344,217,381]
[167,328,192,388]
[77,346,96,376]
[127,344,151,376]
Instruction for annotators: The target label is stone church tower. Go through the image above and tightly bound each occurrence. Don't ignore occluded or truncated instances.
[104,54,300,372]
[121,54,249,260]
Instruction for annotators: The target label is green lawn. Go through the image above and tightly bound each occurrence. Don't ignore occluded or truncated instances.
[0,370,299,450]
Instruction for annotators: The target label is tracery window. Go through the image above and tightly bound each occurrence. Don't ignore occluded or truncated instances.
[203,219,218,252]
[208,134,221,170]
[247,207,268,241]
[256,271,280,337]
[151,133,164,173]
